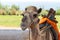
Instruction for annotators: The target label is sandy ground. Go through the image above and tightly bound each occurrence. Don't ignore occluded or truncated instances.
[0,26,60,40]
[0,26,29,40]
[0,29,29,40]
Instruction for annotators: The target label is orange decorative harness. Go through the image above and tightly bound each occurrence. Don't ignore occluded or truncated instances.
[39,17,60,40]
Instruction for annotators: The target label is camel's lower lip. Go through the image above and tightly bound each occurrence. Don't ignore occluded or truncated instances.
[21,26,26,31]
[21,24,26,31]
[21,24,26,27]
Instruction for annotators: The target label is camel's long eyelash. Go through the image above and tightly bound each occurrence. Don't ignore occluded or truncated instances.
[21,14,24,16]
[33,14,37,18]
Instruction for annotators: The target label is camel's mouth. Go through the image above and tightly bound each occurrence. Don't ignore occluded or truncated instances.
[21,23,28,31]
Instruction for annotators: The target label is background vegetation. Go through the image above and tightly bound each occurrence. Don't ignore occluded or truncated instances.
[0,3,60,29]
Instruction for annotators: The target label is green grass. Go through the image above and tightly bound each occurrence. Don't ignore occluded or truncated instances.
[55,15,60,29]
[0,15,60,29]
[0,15,23,27]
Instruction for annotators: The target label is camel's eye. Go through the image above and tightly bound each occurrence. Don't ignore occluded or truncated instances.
[33,14,37,18]
[21,14,24,16]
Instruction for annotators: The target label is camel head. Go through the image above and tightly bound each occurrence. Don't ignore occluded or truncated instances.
[21,6,42,30]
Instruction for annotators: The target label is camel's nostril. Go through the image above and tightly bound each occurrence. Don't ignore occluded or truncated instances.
[21,24,26,27]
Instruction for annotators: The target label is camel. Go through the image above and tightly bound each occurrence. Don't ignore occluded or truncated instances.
[21,6,58,40]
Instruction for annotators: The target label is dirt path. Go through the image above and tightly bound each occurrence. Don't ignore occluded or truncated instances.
[0,26,29,40]
[0,29,29,40]
[0,26,60,40]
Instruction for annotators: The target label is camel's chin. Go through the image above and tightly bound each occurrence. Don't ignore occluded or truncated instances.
[21,24,27,31]
[21,26,27,31]
[21,23,29,31]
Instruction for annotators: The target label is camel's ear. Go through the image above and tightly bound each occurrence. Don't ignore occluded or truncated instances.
[37,8,42,14]
[25,8,27,11]
[54,11,56,13]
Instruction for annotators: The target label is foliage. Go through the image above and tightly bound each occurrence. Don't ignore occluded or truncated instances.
[56,9,60,15]
[40,9,48,16]
[11,4,19,10]
[0,3,3,9]
[0,4,21,15]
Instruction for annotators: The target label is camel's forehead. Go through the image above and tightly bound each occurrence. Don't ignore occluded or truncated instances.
[26,6,37,12]
[22,6,38,15]
[23,11,37,15]
[27,6,37,10]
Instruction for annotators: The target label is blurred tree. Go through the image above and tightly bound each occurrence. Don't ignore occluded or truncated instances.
[11,4,19,10]
[0,4,22,15]
[0,3,3,9]
[9,4,20,15]
[40,9,48,16]
[46,10,49,12]
[0,3,5,15]
[56,9,60,15]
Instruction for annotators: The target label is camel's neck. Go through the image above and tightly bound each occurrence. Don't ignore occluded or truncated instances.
[30,23,38,32]
[30,23,40,40]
